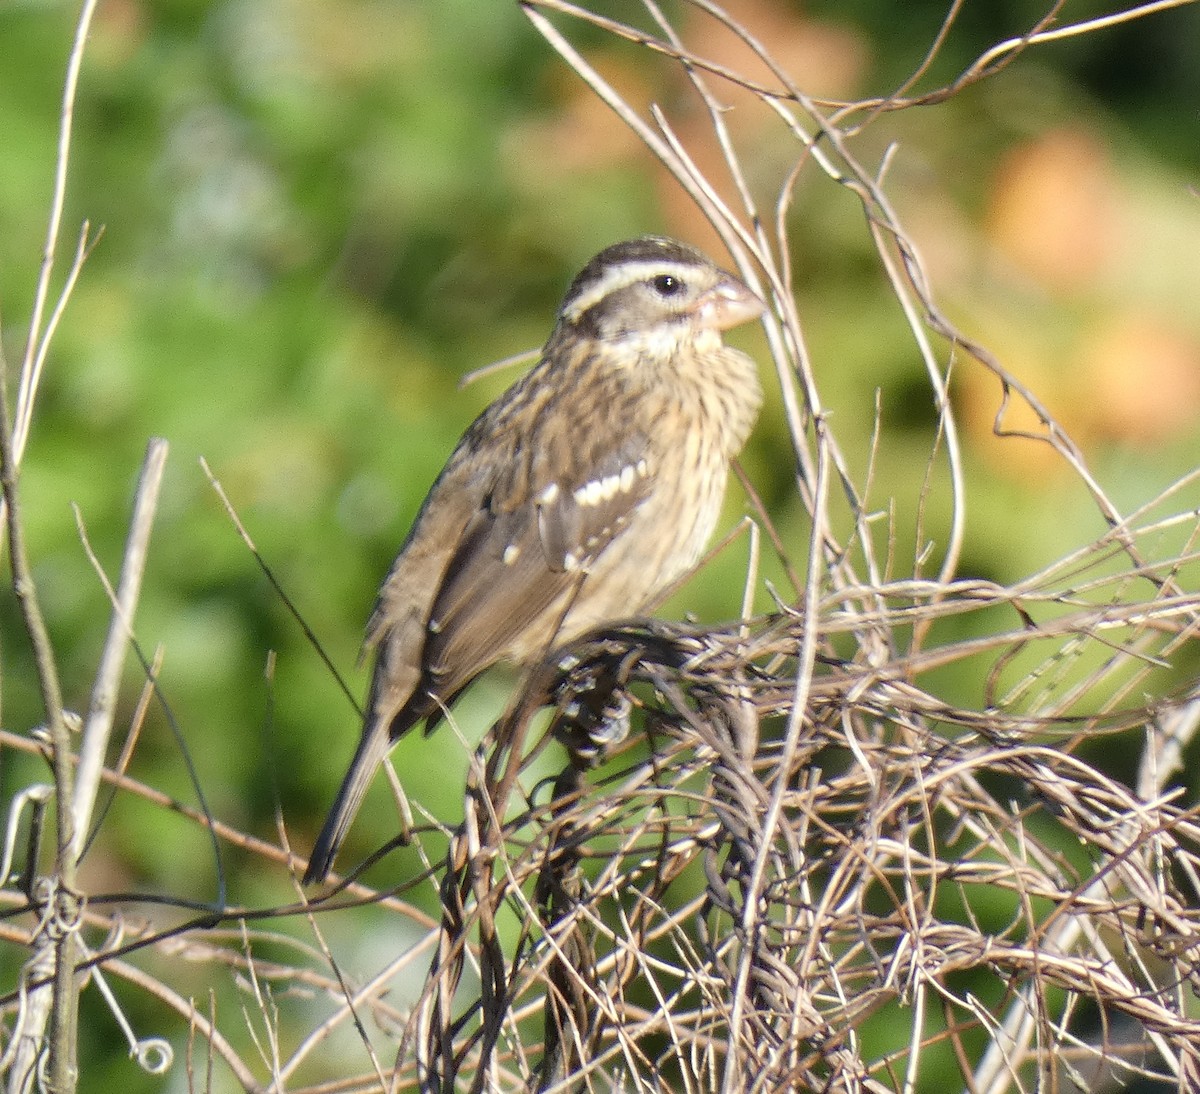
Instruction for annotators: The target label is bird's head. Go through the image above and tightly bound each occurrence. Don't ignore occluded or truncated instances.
[557,237,764,355]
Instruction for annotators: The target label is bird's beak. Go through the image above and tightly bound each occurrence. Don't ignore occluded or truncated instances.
[694,275,765,331]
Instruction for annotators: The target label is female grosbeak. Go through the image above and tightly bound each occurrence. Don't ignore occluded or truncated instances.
[305,237,763,883]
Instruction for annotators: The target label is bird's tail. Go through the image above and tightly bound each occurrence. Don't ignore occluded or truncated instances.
[303,718,393,885]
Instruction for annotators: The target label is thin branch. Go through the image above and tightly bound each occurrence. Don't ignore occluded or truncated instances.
[15,0,101,472]
[71,438,169,862]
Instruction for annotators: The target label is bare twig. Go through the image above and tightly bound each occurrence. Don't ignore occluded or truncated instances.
[72,439,169,860]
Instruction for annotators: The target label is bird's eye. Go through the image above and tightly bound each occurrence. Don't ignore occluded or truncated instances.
[651,274,682,297]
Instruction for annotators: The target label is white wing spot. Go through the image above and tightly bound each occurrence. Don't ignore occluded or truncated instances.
[563,552,581,573]
[503,544,520,566]
[539,482,560,505]
[575,472,627,508]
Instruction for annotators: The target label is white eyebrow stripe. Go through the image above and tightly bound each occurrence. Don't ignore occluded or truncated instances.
[562,260,701,321]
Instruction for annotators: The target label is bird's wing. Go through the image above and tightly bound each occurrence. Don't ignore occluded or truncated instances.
[305,418,654,885]
[422,426,654,695]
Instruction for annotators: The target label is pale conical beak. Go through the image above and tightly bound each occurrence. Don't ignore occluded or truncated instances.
[694,275,765,332]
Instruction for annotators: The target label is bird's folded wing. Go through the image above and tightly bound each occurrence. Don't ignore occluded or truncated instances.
[423,430,653,689]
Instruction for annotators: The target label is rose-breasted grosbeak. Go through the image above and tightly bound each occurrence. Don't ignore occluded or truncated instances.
[304,236,763,884]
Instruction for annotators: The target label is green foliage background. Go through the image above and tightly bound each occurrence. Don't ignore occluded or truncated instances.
[1,0,1199,1087]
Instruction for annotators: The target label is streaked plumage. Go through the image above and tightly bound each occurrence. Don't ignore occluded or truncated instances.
[304,236,763,884]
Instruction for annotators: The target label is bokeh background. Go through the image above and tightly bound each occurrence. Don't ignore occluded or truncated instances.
[1,0,1199,1087]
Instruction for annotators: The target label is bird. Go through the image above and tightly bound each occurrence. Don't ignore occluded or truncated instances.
[304,236,764,884]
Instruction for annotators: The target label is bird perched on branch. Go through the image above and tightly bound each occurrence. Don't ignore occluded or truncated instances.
[304,236,764,884]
